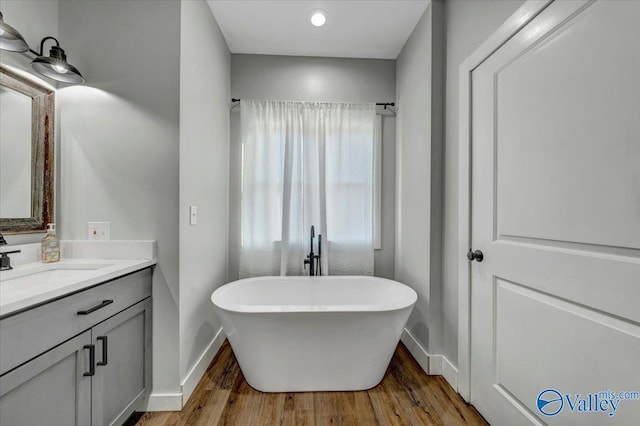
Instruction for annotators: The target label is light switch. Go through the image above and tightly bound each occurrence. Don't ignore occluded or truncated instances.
[190,206,198,225]
[88,222,110,241]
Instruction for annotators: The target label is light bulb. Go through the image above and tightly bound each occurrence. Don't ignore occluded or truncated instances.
[310,11,326,27]
[52,64,68,74]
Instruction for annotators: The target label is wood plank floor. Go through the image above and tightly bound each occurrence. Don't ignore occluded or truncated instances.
[136,341,487,425]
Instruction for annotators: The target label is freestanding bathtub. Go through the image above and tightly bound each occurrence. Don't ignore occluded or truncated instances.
[211,276,417,392]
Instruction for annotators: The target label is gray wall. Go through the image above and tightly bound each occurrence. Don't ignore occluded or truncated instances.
[0,0,58,81]
[441,0,526,366]
[179,0,230,381]
[57,0,181,395]
[9,0,233,399]
[228,54,397,280]
[395,1,445,356]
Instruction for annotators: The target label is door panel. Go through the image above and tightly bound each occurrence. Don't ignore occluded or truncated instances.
[0,331,92,426]
[495,0,640,250]
[496,278,640,411]
[92,298,151,426]
[470,1,640,424]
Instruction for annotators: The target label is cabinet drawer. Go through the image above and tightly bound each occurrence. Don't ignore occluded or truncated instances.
[0,268,152,376]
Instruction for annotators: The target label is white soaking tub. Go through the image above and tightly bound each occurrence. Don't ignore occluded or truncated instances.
[210,276,417,392]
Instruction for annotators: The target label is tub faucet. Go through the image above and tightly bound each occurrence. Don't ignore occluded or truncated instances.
[317,234,322,275]
[303,225,322,276]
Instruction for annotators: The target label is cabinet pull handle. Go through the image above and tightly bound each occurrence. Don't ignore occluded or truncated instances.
[97,336,108,366]
[84,344,95,376]
[77,300,113,315]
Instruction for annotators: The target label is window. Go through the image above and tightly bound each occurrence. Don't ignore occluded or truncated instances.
[239,100,377,277]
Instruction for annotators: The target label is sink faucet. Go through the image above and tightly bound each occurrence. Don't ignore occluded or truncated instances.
[0,250,21,271]
[0,232,21,271]
[303,225,322,276]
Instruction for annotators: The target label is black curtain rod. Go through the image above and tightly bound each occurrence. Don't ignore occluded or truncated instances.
[231,98,395,109]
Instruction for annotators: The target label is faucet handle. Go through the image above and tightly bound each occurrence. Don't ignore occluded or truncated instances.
[0,250,21,255]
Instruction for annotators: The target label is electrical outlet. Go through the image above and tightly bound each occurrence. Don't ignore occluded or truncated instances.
[88,222,110,241]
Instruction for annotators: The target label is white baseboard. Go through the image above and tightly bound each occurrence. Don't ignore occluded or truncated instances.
[401,328,459,392]
[180,326,226,406]
[441,356,458,392]
[428,354,443,375]
[142,393,183,412]
[142,327,226,412]
[401,328,435,374]
[400,327,458,392]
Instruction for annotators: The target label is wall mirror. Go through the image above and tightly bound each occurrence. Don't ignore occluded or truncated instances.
[0,66,54,234]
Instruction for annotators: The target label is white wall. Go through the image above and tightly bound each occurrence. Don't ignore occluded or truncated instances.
[395,0,445,356]
[57,0,182,395]
[228,54,396,280]
[441,0,525,367]
[179,0,230,388]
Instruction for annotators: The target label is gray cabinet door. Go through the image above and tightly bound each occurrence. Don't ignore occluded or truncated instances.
[91,298,152,426]
[0,330,92,426]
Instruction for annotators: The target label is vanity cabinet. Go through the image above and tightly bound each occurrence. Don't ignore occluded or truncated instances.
[0,330,92,425]
[0,268,152,426]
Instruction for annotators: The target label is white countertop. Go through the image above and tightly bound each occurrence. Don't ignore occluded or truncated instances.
[0,241,156,318]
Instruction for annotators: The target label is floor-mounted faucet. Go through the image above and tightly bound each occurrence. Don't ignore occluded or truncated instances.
[303,225,322,276]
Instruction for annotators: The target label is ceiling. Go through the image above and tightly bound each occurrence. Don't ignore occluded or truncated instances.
[206,1,430,60]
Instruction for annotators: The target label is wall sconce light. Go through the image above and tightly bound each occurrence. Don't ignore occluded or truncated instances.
[0,11,84,84]
[30,37,84,84]
[0,11,29,52]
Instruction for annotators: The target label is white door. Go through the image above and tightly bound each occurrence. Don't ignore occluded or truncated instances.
[470,1,640,425]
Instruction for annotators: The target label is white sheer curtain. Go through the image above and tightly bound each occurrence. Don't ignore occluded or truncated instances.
[240,100,376,277]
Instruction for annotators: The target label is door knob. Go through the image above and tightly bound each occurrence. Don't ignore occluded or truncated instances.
[467,249,484,262]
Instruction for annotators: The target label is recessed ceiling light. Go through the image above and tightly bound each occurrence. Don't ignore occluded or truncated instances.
[310,10,327,27]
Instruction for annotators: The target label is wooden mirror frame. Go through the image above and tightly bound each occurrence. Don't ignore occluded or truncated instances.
[0,65,54,234]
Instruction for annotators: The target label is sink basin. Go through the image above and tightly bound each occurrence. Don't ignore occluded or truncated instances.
[0,262,114,304]
[1,263,112,281]
[4,267,98,283]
